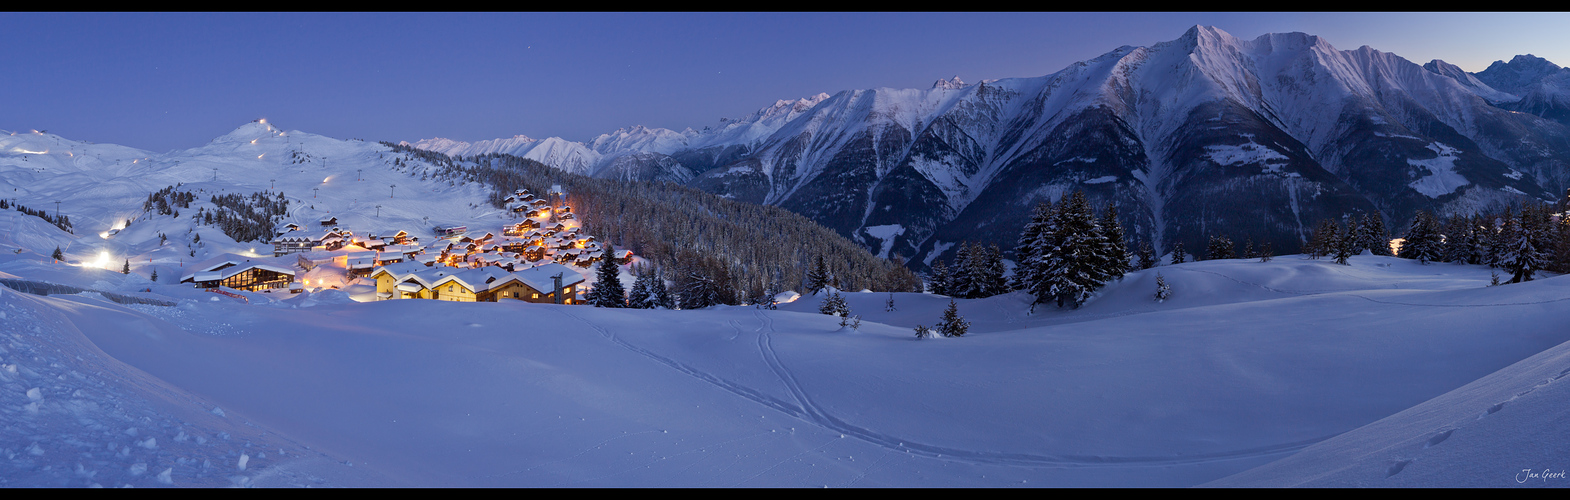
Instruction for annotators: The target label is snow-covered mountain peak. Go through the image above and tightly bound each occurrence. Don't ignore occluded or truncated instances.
[1424,59,1519,104]
[209,120,283,145]
[1477,54,1569,95]
[932,76,967,90]
[587,125,689,155]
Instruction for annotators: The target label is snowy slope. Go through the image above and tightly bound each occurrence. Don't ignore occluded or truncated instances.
[1,120,508,276]
[1206,275,1570,487]
[4,234,1570,486]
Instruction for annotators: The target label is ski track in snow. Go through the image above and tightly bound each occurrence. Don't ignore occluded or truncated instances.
[552,307,1330,469]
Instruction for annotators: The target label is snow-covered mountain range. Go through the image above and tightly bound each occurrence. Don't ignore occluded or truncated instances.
[414,26,1570,267]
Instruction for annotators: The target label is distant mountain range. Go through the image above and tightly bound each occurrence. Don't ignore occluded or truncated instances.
[410,26,1570,268]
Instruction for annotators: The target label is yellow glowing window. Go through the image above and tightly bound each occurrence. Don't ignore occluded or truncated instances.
[532,293,539,299]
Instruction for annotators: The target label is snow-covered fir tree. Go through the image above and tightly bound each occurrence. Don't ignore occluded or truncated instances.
[949,243,975,298]
[1012,201,1055,290]
[804,256,832,295]
[1499,204,1551,283]
[1039,191,1110,309]
[928,260,954,296]
[1154,272,1171,302]
[1401,211,1443,264]
[651,269,676,310]
[1136,241,1157,270]
[819,290,849,318]
[1206,235,1236,260]
[1098,202,1129,280]
[1170,241,1187,264]
[1333,224,1356,265]
[627,264,655,309]
[587,243,626,308]
[938,300,969,337]
[962,243,1007,299]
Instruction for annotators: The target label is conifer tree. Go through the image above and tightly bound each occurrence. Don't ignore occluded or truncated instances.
[950,243,976,298]
[1401,211,1443,264]
[52,246,63,261]
[1333,225,1356,265]
[885,292,896,312]
[969,243,1006,298]
[760,280,780,310]
[928,260,953,296]
[1259,241,1273,263]
[804,256,832,295]
[938,300,969,337]
[1137,241,1157,270]
[150,268,158,282]
[1099,202,1128,279]
[1154,272,1171,301]
[1206,235,1236,260]
[122,260,130,274]
[1500,204,1549,283]
[819,290,849,318]
[1045,191,1105,309]
[1170,242,1187,264]
[627,265,654,309]
[651,268,676,310]
[1013,201,1054,290]
[587,243,626,307]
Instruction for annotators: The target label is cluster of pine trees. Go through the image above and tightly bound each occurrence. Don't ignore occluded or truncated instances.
[1301,213,1392,264]
[1013,191,1129,310]
[1398,204,1570,283]
[0,199,73,234]
[627,264,677,310]
[926,243,1006,299]
[142,185,196,217]
[382,143,922,305]
[191,191,290,243]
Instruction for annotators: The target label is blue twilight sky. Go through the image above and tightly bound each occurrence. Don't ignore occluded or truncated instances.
[4,12,1570,153]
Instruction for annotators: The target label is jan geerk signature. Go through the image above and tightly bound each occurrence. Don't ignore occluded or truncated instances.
[1516,468,1568,483]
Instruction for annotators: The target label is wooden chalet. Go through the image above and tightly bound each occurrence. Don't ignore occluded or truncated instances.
[368,263,584,304]
[180,255,296,292]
